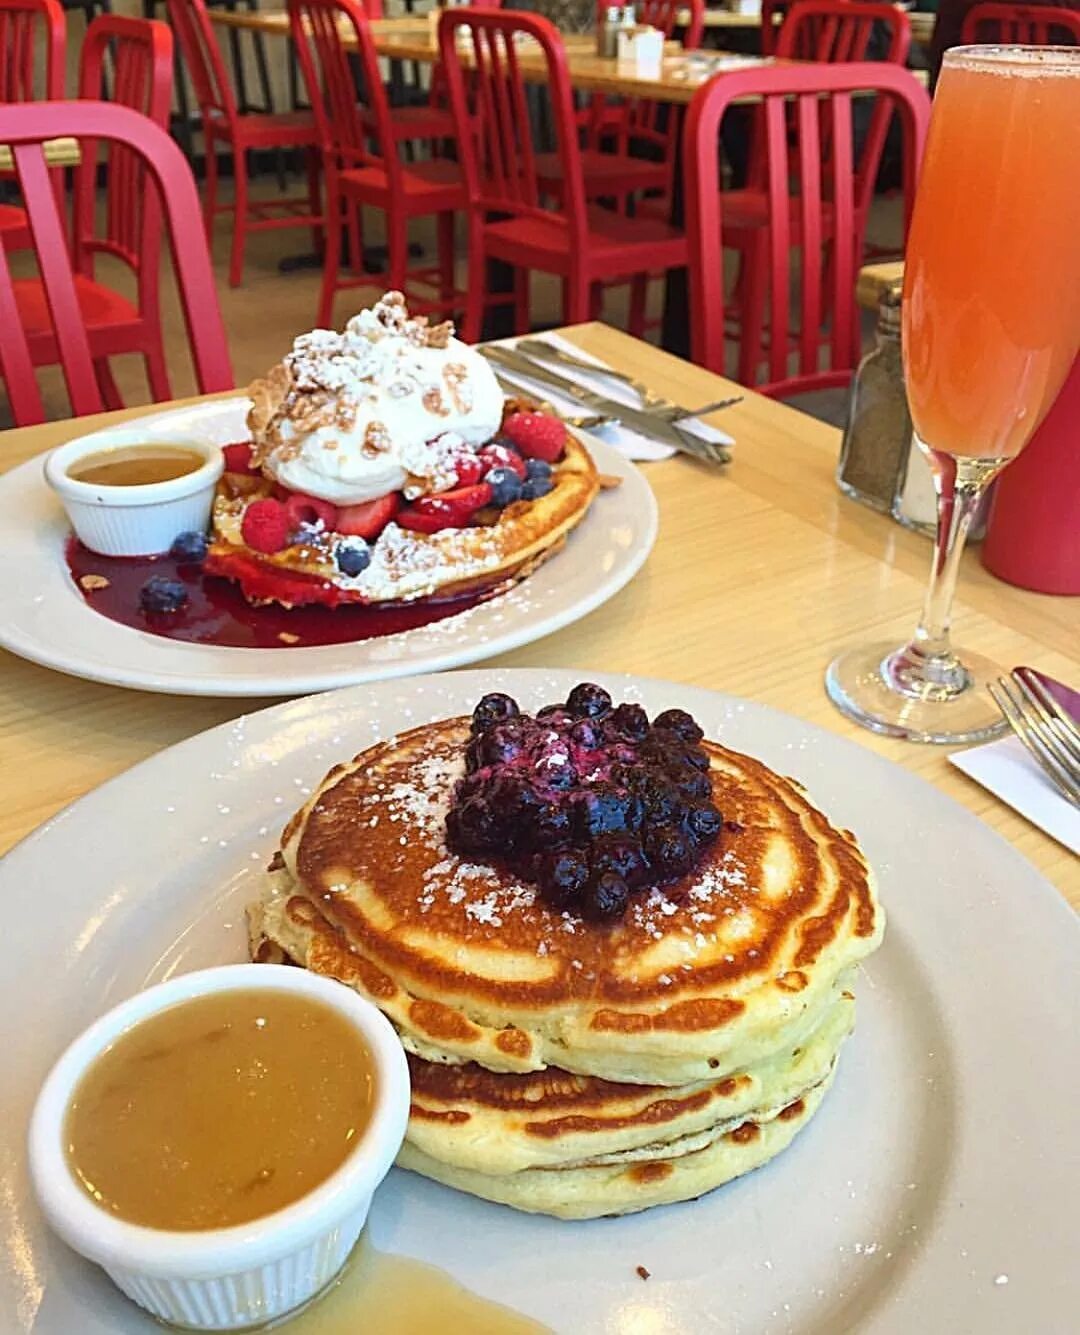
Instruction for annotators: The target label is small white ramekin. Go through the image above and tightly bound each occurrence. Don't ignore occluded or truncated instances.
[44,426,225,557]
[29,964,410,1331]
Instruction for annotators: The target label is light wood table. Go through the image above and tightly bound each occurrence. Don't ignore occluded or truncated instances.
[208,10,771,104]
[857,259,906,310]
[0,136,80,173]
[1,325,1076,902]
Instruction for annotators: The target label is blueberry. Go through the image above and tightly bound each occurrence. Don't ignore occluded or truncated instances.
[570,719,602,749]
[645,823,695,879]
[536,704,572,726]
[583,872,629,921]
[472,692,520,734]
[446,796,493,853]
[169,530,208,564]
[335,541,371,576]
[478,721,527,767]
[532,802,573,849]
[609,702,649,742]
[537,848,590,907]
[653,708,705,744]
[639,778,681,825]
[673,768,713,801]
[525,458,553,480]
[566,683,612,719]
[521,476,554,501]
[139,576,189,614]
[590,835,647,888]
[485,466,523,507]
[574,785,638,838]
[686,803,722,842]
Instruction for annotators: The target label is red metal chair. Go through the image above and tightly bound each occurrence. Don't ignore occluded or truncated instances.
[776,0,911,61]
[960,2,1080,42]
[0,0,66,252]
[289,0,465,328]
[685,62,929,395]
[0,101,233,426]
[9,17,189,409]
[760,0,786,56]
[167,0,321,287]
[539,0,705,206]
[441,8,687,341]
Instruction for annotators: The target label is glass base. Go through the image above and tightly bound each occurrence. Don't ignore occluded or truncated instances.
[825,639,1009,744]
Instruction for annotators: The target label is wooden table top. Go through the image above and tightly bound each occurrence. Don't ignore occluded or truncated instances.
[857,259,906,310]
[0,136,80,172]
[208,10,772,104]
[1,324,1075,905]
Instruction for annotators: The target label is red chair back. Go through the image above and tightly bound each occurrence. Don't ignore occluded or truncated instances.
[74,17,173,281]
[167,0,238,127]
[777,0,911,63]
[685,63,929,395]
[761,0,786,56]
[288,0,396,179]
[0,0,65,102]
[0,101,232,426]
[960,2,1080,42]
[439,9,588,246]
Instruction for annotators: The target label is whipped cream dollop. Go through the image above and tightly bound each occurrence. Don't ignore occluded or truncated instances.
[246,293,504,505]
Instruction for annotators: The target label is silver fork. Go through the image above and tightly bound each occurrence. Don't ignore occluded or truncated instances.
[491,370,616,431]
[988,669,1080,807]
[515,338,743,422]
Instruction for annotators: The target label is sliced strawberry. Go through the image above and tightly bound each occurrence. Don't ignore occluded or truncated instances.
[451,453,487,487]
[504,411,567,463]
[398,483,493,534]
[284,492,339,531]
[336,493,401,540]
[479,442,527,480]
[223,442,258,474]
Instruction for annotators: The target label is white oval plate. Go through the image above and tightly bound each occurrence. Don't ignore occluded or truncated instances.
[2,669,1076,1333]
[0,398,657,696]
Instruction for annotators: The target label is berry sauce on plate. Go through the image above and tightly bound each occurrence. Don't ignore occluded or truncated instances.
[445,685,723,922]
[65,538,487,650]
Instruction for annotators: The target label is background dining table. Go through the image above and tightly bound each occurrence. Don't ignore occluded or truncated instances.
[2,325,1076,903]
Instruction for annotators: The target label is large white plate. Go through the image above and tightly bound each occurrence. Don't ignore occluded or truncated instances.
[0,400,657,696]
[2,669,1077,1333]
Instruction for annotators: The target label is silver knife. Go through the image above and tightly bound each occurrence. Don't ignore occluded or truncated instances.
[481,345,730,464]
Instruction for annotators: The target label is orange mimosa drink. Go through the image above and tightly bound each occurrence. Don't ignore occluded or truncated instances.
[903,48,1080,460]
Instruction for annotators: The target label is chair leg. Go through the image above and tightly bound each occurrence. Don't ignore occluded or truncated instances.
[589,283,602,321]
[144,341,172,403]
[462,227,486,344]
[437,210,455,307]
[564,273,590,325]
[386,213,408,294]
[203,135,219,248]
[305,148,323,254]
[93,358,123,411]
[513,268,529,333]
[317,184,343,328]
[229,144,249,288]
[628,274,648,339]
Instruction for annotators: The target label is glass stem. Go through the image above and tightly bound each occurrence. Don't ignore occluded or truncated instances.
[888,447,1006,698]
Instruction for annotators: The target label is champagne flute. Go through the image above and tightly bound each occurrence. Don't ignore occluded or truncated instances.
[826,45,1080,744]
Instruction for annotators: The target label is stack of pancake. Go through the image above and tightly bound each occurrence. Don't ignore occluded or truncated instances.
[249,716,883,1218]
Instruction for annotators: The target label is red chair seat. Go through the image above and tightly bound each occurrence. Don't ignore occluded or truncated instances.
[535,149,669,200]
[381,104,456,141]
[0,202,30,248]
[210,109,319,148]
[339,158,464,212]
[485,205,686,277]
[13,274,148,367]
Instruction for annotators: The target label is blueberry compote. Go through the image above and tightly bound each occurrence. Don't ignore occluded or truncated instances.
[445,684,722,922]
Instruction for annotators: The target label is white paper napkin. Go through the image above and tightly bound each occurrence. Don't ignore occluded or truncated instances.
[487,332,734,463]
[950,735,1080,856]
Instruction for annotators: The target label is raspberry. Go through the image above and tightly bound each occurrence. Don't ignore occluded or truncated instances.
[222,442,257,474]
[284,492,339,532]
[451,453,487,487]
[504,411,566,463]
[241,498,290,553]
[479,442,527,480]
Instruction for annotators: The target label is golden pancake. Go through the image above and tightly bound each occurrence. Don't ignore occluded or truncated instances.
[251,718,882,1087]
[396,1067,837,1219]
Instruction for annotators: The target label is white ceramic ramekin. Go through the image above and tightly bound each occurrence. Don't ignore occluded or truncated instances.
[44,426,225,557]
[29,964,410,1331]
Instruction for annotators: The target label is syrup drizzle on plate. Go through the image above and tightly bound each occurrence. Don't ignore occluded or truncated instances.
[271,1239,549,1333]
[65,539,487,650]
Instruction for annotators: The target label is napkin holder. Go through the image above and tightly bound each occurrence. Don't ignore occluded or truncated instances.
[616,26,664,78]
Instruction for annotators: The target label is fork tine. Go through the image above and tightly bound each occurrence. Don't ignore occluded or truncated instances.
[1013,669,1080,767]
[1010,673,1080,779]
[990,679,1080,806]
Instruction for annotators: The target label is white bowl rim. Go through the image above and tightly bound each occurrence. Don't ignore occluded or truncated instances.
[44,428,225,509]
[28,963,410,1276]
